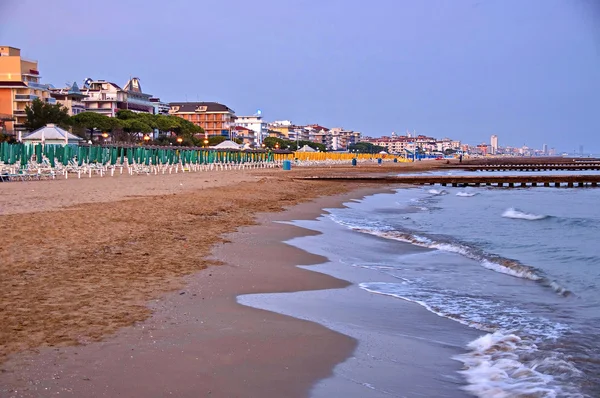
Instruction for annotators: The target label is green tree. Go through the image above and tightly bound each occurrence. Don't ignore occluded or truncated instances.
[208,135,227,146]
[349,142,386,154]
[262,137,286,149]
[24,98,71,131]
[70,112,121,140]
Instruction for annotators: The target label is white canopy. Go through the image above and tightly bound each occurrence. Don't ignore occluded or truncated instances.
[297,144,316,152]
[213,140,242,149]
[379,150,388,154]
[22,124,82,145]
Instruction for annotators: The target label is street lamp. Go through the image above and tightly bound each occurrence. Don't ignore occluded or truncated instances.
[275,143,280,150]
[143,135,150,143]
[101,132,109,139]
[203,139,209,147]
[177,137,183,145]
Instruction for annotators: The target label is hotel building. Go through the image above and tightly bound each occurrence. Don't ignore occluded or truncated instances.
[168,102,235,137]
[80,77,154,117]
[0,46,53,132]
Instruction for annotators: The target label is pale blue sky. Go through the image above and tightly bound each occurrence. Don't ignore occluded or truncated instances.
[1,0,598,152]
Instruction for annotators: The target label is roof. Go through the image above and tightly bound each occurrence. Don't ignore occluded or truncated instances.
[0,81,28,87]
[308,124,329,131]
[124,77,143,93]
[169,102,234,113]
[233,126,252,131]
[297,144,317,152]
[22,124,82,141]
[213,140,242,149]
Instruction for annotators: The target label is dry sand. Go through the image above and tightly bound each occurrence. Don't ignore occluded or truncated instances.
[0,162,438,396]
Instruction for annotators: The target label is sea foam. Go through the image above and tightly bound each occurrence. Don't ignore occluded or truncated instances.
[502,208,548,221]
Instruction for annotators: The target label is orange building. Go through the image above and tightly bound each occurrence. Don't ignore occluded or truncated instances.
[168,102,235,137]
[0,46,53,133]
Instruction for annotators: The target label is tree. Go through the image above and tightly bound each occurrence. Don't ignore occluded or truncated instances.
[262,137,286,149]
[349,142,386,154]
[70,112,121,140]
[444,148,457,155]
[24,98,71,131]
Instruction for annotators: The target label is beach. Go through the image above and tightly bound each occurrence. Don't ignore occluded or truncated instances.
[0,162,448,397]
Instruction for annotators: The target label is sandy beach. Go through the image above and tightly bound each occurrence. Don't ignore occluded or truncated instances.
[0,162,448,397]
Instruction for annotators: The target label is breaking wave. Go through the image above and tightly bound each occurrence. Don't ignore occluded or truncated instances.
[455,332,583,398]
[328,217,572,297]
[359,282,582,398]
[456,192,478,197]
[428,189,448,195]
[502,208,549,221]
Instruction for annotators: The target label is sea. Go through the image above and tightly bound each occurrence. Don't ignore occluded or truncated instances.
[241,169,600,397]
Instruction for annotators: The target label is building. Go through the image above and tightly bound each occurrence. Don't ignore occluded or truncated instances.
[490,135,498,155]
[49,82,87,116]
[329,127,361,151]
[81,80,127,117]
[123,77,154,113]
[232,125,255,146]
[21,123,82,145]
[542,143,548,155]
[169,102,235,137]
[235,113,267,144]
[0,46,53,132]
[80,78,155,117]
[361,135,412,154]
[307,124,332,150]
[150,97,170,115]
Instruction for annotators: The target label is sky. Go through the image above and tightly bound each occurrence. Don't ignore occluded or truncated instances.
[1,0,599,152]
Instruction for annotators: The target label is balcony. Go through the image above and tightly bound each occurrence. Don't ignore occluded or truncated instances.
[13,109,26,115]
[26,81,49,90]
[84,108,114,114]
[14,94,39,101]
[45,97,57,104]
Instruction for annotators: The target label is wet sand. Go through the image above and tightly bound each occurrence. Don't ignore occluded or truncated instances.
[0,185,392,397]
[3,162,448,397]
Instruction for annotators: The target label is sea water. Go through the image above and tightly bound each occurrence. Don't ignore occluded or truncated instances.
[324,178,600,397]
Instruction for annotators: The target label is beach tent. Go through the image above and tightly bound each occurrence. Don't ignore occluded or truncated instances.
[297,144,316,152]
[22,124,82,145]
[379,151,388,154]
[213,140,242,149]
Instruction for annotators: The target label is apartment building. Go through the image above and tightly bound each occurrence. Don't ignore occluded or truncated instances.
[330,127,362,151]
[80,77,155,117]
[49,82,87,116]
[169,102,235,137]
[81,80,127,117]
[232,125,255,146]
[307,124,332,150]
[150,97,170,115]
[235,114,267,144]
[0,46,53,132]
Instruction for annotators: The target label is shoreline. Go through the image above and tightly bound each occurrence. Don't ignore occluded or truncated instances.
[0,184,395,397]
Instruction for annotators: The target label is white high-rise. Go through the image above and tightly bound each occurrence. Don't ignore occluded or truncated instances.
[490,135,498,155]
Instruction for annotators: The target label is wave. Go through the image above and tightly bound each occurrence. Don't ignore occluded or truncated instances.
[332,220,572,296]
[502,208,549,221]
[359,282,582,398]
[427,189,448,195]
[456,192,478,197]
[455,332,583,398]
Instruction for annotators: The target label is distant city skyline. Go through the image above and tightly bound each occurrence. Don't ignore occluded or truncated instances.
[1,0,598,152]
